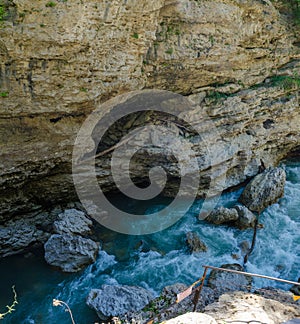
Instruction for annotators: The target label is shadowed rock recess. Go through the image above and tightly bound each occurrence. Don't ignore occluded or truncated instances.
[0,0,299,228]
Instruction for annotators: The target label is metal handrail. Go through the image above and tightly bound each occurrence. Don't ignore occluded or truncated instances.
[191,265,300,310]
[203,265,300,286]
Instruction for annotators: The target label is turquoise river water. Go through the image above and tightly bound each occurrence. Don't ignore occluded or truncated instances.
[0,160,299,323]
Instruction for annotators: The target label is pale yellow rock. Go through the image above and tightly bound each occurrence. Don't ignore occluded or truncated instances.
[205,291,300,324]
[161,312,217,324]
[0,0,299,222]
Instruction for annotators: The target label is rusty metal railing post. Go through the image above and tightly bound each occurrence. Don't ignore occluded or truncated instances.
[192,266,208,311]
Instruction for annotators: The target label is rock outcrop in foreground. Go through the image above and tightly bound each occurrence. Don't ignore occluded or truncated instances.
[204,291,300,324]
[86,285,154,320]
[162,290,300,324]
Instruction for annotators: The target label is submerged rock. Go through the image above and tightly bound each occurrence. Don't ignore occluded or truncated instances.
[86,285,154,320]
[53,208,93,236]
[204,207,239,225]
[44,234,99,272]
[186,231,207,253]
[207,264,252,296]
[204,291,300,324]
[239,167,286,213]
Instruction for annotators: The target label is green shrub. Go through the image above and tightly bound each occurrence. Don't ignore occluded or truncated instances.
[165,48,173,55]
[132,32,139,39]
[0,91,9,97]
[268,75,300,90]
[46,1,56,7]
[0,3,7,22]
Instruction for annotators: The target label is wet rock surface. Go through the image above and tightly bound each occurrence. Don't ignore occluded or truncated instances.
[233,205,257,229]
[204,207,239,225]
[0,0,300,225]
[185,231,207,253]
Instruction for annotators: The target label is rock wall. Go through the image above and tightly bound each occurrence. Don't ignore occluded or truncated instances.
[0,0,300,222]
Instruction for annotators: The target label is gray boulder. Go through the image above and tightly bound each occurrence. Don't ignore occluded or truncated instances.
[204,207,239,225]
[53,208,93,236]
[86,285,154,320]
[186,231,207,253]
[44,234,99,272]
[121,283,215,324]
[233,205,257,229]
[239,167,286,213]
[207,264,252,296]
[0,218,47,257]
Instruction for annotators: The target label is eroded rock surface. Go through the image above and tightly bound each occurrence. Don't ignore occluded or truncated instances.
[233,205,257,229]
[121,283,215,324]
[86,285,154,320]
[239,167,286,212]
[0,0,299,223]
[44,233,99,272]
[163,312,217,324]
[204,207,239,225]
[204,291,300,324]
[207,264,252,296]
[185,231,207,253]
[53,208,93,236]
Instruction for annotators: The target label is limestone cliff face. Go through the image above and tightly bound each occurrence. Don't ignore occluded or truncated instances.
[0,0,299,223]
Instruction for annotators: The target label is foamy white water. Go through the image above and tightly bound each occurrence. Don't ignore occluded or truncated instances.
[1,161,299,323]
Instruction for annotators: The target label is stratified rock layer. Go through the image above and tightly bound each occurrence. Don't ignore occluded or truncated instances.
[0,0,299,226]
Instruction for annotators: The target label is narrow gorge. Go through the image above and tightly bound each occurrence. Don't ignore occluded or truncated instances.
[0,0,300,323]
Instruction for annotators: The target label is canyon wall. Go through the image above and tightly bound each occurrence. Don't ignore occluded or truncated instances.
[0,0,299,226]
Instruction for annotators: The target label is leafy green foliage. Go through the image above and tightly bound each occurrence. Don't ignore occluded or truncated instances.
[267,74,300,90]
[46,1,56,7]
[0,3,7,22]
[0,91,9,97]
[206,90,230,102]
[165,48,173,55]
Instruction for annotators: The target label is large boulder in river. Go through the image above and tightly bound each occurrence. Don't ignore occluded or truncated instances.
[233,205,257,229]
[53,208,93,236]
[44,234,99,272]
[207,264,252,296]
[204,207,239,225]
[86,285,154,320]
[239,167,286,213]
[186,231,207,253]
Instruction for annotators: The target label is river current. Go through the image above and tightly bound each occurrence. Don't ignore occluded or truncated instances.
[0,160,299,323]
